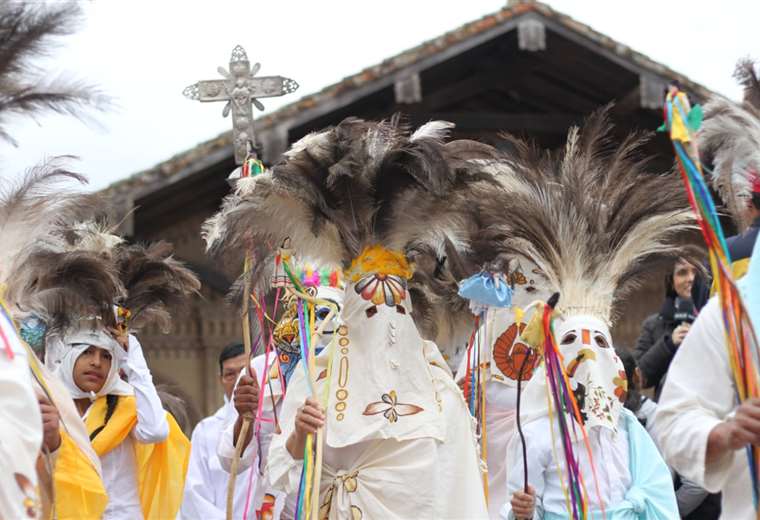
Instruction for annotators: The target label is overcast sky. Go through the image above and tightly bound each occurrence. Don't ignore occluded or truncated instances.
[1,0,756,190]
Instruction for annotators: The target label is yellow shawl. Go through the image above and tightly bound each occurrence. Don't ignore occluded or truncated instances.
[51,431,108,519]
[85,395,190,519]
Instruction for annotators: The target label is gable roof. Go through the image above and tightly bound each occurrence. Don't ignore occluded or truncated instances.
[104,0,716,211]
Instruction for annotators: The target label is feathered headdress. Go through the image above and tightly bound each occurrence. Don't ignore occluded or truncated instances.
[0,160,121,336]
[203,117,502,345]
[700,59,760,230]
[485,108,696,324]
[61,222,201,332]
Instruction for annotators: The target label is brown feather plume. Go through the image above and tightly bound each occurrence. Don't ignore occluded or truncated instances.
[114,242,201,331]
[203,117,506,351]
[481,107,696,324]
[0,159,111,329]
[12,250,123,333]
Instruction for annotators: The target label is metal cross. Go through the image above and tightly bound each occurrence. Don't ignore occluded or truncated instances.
[183,45,299,164]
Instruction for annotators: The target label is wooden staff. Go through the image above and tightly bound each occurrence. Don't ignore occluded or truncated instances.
[226,254,254,520]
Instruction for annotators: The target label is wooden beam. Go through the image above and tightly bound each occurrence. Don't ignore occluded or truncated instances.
[640,74,665,110]
[409,112,580,132]
[420,72,520,111]
[394,73,422,104]
[284,17,525,129]
[518,19,546,51]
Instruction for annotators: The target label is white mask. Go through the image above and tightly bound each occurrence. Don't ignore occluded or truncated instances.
[520,314,626,432]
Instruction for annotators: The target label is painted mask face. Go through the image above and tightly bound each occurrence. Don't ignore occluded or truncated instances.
[554,314,626,431]
[272,285,344,385]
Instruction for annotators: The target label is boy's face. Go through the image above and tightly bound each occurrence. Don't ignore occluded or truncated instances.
[73,345,112,393]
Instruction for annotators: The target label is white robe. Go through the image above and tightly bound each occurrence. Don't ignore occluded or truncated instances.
[0,310,43,520]
[267,342,488,519]
[500,415,631,519]
[454,364,517,519]
[216,354,291,519]
[653,297,754,519]
[85,336,169,520]
[180,401,256,519]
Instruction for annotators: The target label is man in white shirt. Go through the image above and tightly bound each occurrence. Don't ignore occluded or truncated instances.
[180,343,249,519]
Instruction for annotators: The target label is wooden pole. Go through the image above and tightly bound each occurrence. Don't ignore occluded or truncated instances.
[226,254,254,520]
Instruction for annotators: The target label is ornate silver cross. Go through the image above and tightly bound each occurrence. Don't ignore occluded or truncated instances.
[183,45,299,164]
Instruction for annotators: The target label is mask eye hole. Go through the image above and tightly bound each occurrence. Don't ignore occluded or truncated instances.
[561,333,577,345]
[594,334,610,349]
[316,308,330,321]
[525,286,537,293]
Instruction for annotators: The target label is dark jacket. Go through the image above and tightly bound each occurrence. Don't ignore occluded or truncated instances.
[727,216,760,263]
[633,297,679,401]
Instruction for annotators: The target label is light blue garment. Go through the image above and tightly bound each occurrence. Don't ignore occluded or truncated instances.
[458,272,513,308]
[542,410,678,520]
[738,233,760,333]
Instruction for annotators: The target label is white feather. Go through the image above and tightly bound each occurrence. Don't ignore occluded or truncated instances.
[410,121,455,143]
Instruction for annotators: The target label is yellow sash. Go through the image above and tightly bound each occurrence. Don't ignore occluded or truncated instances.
[85,395,190,519]
[52,431,109,520]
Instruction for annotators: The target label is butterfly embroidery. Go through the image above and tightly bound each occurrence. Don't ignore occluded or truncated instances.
[355,273,407,306]
[507,271,528,286]
[362,390,423,423]
[354,273,407,317]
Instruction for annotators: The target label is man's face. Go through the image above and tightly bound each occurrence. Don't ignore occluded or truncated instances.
[73,346,112,394]
[220,353,248,399]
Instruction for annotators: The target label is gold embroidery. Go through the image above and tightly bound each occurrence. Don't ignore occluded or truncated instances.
[337,413,345,421]
[335,401,347,412]
[338,357,349,387]
[363,390,424,423]
[340,471,359,493]
[319,486,334,520]
[336,389,348,400]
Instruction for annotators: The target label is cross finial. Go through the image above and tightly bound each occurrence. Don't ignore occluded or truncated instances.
[183,45,299,164]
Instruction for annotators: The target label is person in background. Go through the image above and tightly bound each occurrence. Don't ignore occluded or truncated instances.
[180,342,249,519]
[618,347,720,519]
[616,347,656,429]
[634,255,701,400]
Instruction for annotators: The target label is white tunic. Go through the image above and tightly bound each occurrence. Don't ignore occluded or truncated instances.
[653,297,754,520]
[180,402,256,519]
[500,415,631,519]
[267,343,488,519]
[90,338,169,520]
[0,311,43,520]
[216,354,291,519]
